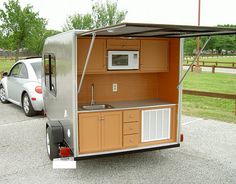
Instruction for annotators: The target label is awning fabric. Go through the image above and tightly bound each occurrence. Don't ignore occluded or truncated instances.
[78,22,236,38]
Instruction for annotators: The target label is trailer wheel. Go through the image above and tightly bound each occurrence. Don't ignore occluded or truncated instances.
[46,127,59,160]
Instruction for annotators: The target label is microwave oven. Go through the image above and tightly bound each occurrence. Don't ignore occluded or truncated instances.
[108,51,139,70]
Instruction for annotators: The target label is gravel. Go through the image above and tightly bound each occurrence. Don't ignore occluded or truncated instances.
[0,102,235,184]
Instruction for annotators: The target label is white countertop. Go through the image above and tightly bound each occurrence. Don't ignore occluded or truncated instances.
[78,99,176,113]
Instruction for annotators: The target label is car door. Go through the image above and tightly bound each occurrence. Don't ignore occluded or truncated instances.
[7,63,22,102]
[16,63,29,103]
[7,63,28,104]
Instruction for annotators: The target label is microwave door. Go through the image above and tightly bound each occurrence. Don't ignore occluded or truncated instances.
[110,54,130,70]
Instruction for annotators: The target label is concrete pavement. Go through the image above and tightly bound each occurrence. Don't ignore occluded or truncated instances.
[0,102,235,184]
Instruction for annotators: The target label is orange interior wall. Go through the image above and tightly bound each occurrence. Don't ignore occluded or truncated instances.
[77,37,180,105]
[78,73,159,104]
[157,38,180,104]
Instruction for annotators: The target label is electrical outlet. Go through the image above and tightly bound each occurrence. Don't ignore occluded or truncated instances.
[112,83,118,92]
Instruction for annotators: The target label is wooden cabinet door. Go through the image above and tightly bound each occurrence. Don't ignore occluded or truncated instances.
[101,111,123,151]
[107,39,140,50]
[79,113,101,153]
[140,40,169,72]
[78,38,106,74]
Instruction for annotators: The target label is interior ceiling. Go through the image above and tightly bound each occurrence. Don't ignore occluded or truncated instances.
[78,22,236,38]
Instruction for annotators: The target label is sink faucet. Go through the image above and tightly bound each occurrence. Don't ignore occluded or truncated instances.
[90,83,96,106]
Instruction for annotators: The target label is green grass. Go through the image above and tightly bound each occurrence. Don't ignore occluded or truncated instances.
[0,59,15,73]
[183,72,236,123]
[184,72,236,94]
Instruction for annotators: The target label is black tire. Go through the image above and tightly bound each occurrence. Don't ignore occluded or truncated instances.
[0,85,9,104]
[22,93,37,117]
[46,127,59,160]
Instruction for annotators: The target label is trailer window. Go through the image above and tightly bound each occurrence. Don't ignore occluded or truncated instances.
[44,54,56,96]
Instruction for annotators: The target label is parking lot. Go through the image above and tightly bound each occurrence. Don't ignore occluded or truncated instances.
[0,102,235,184]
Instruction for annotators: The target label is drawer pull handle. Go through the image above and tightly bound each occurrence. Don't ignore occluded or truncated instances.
[129,127,133,131]
[129,139,133,143]
[129,115,134,118]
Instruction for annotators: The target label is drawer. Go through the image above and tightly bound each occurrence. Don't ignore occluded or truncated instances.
[123,122,139,135]
[123,110,140,122]
[123,134,140,147]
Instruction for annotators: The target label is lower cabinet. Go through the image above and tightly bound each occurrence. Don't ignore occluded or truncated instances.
[79,113,101,153]
[79,111,122,154]
[102,112,123,151]
[123,110,141,148]
[78,106,175,154]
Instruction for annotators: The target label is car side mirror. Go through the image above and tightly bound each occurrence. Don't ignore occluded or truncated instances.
[2,72,8,77]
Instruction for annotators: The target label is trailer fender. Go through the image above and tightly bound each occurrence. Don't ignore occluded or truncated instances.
[46,121,64,144]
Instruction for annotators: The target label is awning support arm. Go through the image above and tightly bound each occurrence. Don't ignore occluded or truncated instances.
[77,32,96,94]
[177,36,211,89]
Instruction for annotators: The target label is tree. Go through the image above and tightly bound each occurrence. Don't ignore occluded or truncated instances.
[184,25,236,56]
[184,38,197,55]
[25,29,60,55]
[63,13,94,31]
[0,0,47,60]
[92,0,127,28]
[63,0,127,31]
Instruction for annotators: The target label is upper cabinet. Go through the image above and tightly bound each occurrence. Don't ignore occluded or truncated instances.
[140,39,169,72]
[77,38,169,74]
[78,38,106,74]
[107,39,140,50]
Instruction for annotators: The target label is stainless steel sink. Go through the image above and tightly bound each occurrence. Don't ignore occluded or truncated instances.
[81,104,113,110]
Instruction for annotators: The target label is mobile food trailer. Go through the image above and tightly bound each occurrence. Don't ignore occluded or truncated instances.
[42,23,236,160]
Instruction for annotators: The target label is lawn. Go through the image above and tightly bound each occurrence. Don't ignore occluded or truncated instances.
[0,59,15,73]
[183,72,236,123]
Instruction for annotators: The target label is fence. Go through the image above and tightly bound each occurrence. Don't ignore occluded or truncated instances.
[184,60,236,73]
[183,89,236,115]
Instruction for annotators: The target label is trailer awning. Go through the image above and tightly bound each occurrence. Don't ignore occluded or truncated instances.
[78,22,236,38]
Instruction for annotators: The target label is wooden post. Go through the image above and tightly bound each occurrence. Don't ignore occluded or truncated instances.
[216,62,218,66]
[212,66,215,73]
[235,99,236,116]
[191,65,194,72]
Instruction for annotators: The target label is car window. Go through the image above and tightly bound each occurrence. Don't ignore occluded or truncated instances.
[31,62,41,79]
[9,63,22,77]
[18,64,28,79]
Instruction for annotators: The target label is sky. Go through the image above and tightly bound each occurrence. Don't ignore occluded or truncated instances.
[0,0,236,31]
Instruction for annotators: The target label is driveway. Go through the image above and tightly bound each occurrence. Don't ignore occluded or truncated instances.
[0,102,235,184]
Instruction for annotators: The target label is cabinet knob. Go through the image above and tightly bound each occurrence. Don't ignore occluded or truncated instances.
[129,127,133,131]
[129,114,134,118]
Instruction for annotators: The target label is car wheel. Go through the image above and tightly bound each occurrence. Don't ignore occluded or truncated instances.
[22,93,36,117]
[46,127,59,160]
[0,85,9,104]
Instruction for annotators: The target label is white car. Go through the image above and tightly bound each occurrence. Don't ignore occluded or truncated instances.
[0,58,43,116]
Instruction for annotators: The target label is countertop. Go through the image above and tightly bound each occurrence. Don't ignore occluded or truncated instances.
[78,98,176,113]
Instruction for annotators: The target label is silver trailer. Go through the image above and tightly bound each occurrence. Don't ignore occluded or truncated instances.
[42,23,236,161]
